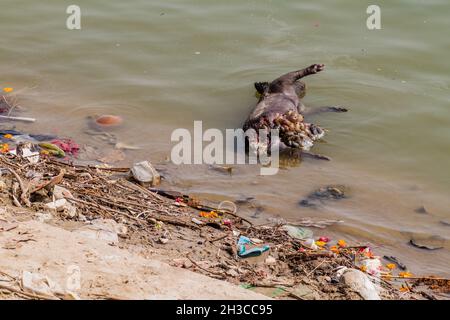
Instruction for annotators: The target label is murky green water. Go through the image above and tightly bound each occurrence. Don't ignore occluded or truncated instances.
[1,0,449,275]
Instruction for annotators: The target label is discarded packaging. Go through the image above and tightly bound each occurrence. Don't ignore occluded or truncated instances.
[131,161,161,186]
[237,236,269,258]
[282,225,313,240]
[16,143,40,164]
[336,267,380,300]
[303,238,319,250]
[359,258,382,277]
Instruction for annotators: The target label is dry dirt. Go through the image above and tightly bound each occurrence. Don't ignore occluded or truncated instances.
[0,206,268,300]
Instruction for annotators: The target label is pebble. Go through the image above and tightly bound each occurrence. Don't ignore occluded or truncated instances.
[183,260,193,269]
[45,199,68,211]
[159,237,169,244]
[53,185,74,200]
[35,212,53,223]
[226,269,239,277]
[265,256,276,265]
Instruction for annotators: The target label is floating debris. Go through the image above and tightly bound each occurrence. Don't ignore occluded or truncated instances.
[39,143,65,158]
[115,142,141,150]
[95,115,123,127]
[409,237,444,251]
[383,255,407,270]
[440,220,450,227]
[300,185,348,207]
[51,139,80,157]
[415,205,430,215]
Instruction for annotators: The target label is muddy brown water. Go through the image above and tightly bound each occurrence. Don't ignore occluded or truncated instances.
[0,0,449,276]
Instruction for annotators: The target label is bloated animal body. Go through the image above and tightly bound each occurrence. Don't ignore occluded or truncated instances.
[243,64,346,156]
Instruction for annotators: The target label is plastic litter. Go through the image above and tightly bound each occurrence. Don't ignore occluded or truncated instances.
[131,161,161,186]
[237,236,269,258]
[16,143,40,164]
[359,258,382,277]
[302,238,319,250]
[282,225,313,240]
[335,267,381,300]
[39,142,65,157]
[51,139,80,157]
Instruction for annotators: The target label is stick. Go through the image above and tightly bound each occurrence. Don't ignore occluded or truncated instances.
[209,233,230,243]
[6,168,30,207]
[0,283,59,300]
[186,253,225,277]
[384,275,450,281]
[306,259,329,277]
[0,115,36,123]
[218,209,254,226]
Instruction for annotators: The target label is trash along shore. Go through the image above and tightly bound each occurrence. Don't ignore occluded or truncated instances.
[0,92,449,300]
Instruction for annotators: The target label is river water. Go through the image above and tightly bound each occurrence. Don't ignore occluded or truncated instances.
[1,0,449,276]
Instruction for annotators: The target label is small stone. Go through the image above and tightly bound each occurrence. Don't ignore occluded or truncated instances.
[183,260,193,269]
[64,203,78,218]
[265,256,276,265]
[291,284,318,300]
[117,225,128,238]
[53,185,73,200]
[45,199,67,211]
[226,269,239,277]
[172,258,186,267]
[415,205,430,214]
[159,237,169,244]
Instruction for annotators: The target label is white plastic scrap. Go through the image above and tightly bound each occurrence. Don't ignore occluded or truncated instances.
[335,267,381,300]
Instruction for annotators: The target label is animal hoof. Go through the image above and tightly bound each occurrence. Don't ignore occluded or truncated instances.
[309,63,325,74]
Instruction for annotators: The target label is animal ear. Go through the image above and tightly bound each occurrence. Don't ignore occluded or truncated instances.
[254,82,270,94]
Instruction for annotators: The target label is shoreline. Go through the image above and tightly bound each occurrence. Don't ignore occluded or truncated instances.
[0,154,447,300]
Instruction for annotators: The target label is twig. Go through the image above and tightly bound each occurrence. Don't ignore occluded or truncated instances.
[0,115,36,122]
[386,275,450,281]
[217,209,253,226]
[6,168,30,207]
[0,283,59,300]
[186,253,225,278]
[209,233,230,243]
[306,259,329,277]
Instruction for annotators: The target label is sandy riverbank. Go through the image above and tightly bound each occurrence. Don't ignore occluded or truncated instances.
[1,153,447,300]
